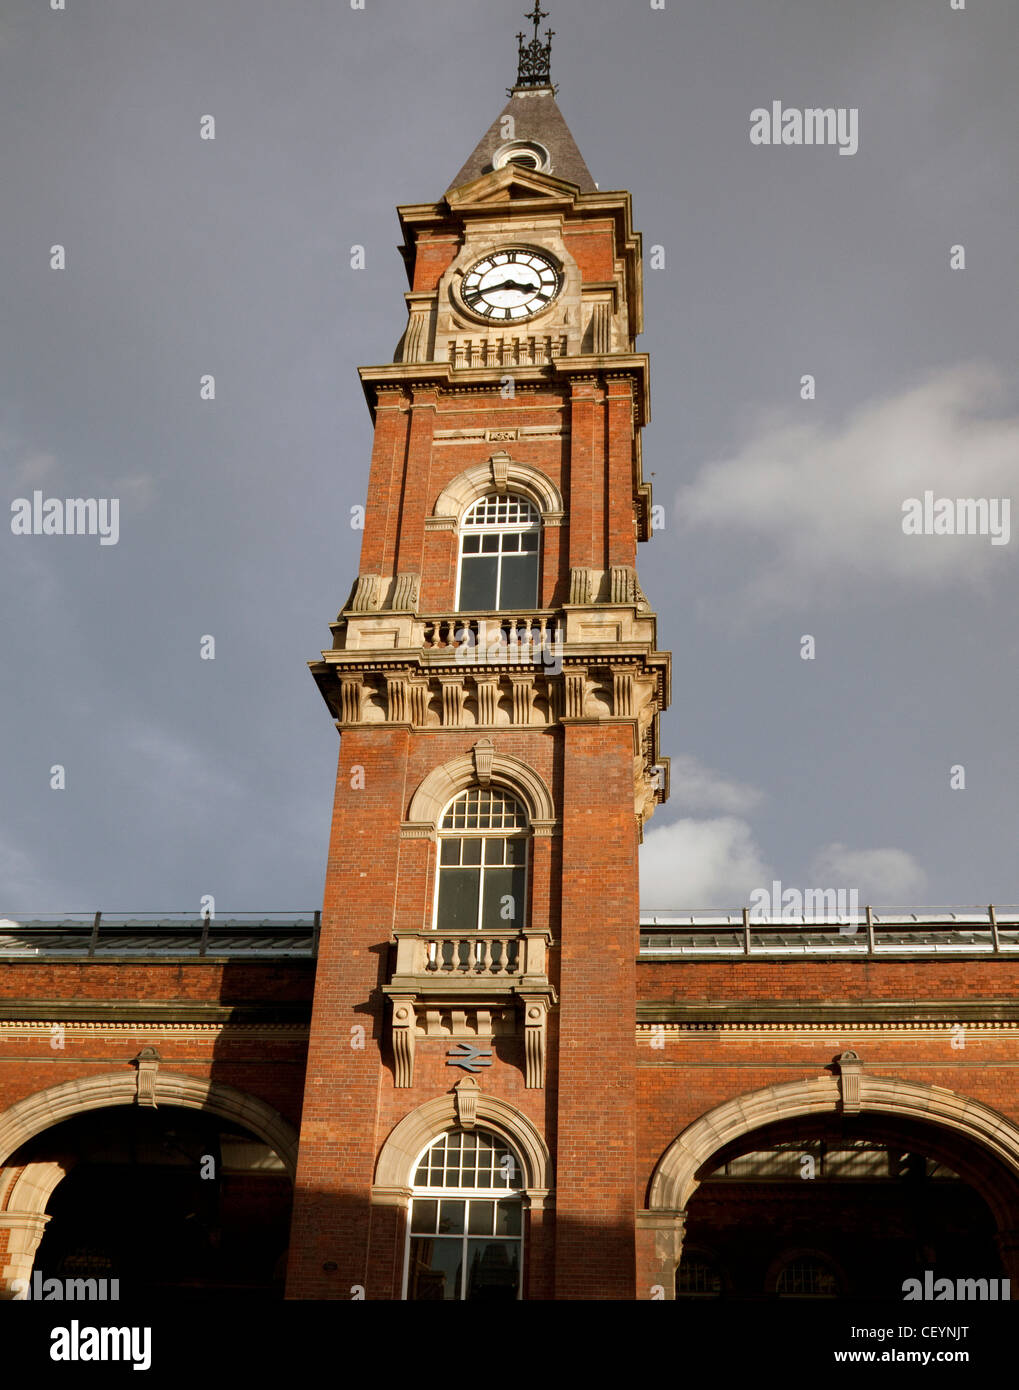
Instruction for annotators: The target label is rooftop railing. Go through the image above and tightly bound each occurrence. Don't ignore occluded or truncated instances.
[0,913,318,959]
[3,907,1018,961]
[639,906,1019,958]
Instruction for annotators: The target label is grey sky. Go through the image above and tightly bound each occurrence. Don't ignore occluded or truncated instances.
[2,0,1016,915]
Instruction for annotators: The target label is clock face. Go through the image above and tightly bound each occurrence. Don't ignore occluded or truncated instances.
[460,249,562,322]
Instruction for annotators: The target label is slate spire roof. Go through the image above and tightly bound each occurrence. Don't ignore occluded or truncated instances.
[447,5,596,195]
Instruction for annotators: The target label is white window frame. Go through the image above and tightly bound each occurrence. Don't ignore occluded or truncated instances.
[432,787,530,935]
[402,1129,525,1301]
[455,493,541,613]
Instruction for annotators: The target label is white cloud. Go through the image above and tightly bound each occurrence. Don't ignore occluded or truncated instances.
[677,364,1019,611]
[807,841,928,903]
[668,753,764,815]
[640,816,771,908]
[639,817,930,911]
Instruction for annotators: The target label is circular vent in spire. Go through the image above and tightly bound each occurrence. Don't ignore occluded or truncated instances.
[492,139,551,174]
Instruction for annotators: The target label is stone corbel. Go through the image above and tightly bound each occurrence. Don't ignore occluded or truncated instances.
[386,675,409,723]
[472,737,495,786]
[612,667,635,718]
[489,451,511,494]
[453,1076,481,1129]
[407,681,430,727]
[350,575,382,612]
[569,567,595,605]
[391,997,416,1088]
[132,1047,161,1107]
[507,673,535,725]
[438,676,466,727]
[833,1050,863,1114]
[610,565,650,611]
[391,573,420,612]
[521,997,548,1089]
[474,678,500,727]
[564,669,588,720]
[339,676,363,725]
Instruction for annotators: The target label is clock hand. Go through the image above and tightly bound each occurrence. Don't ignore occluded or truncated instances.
[487,278,539,293]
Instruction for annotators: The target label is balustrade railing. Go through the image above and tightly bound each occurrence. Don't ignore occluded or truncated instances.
[639,906,1019,958]
[449,335,566,369]
[390,928,551,984]
[418,614,562,666]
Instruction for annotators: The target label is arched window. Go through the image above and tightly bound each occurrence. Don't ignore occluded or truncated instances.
[774,1253,842,1298]
[676,1250,725,1298]
[404,1129,524,1301]
[435,787,528,933]
[456,493,540,612]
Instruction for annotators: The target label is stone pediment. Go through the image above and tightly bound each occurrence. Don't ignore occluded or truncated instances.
[446,165,578,212]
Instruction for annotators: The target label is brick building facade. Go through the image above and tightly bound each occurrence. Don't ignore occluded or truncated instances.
[2,13,1018,1305]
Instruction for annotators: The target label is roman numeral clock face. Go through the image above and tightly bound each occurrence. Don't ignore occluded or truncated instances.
[460,249,562,322]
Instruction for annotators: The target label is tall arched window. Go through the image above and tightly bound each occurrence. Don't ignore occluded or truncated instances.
[456,493,540,612]
[404,1129,524,1301]
[435,787,528,932]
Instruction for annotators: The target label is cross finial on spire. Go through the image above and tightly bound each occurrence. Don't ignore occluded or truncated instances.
[513,2,555,92]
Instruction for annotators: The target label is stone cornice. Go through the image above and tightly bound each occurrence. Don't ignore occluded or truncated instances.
[357,355,650,428]
[637,1001,1019,1025]
[0,1001,311,1024]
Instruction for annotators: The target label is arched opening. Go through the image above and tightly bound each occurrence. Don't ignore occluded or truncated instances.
[19,1106,291,1300]
[676,1113,1008,1300]
[404,1128,525,1301]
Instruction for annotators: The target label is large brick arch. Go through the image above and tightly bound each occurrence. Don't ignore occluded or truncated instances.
[0,1071,299,1177]
[648,1073,1019,1213]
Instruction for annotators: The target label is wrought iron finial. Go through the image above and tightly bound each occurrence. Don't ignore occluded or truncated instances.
[513,2,554,91]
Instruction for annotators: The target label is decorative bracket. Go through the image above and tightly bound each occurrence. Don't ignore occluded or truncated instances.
[132,1046,161,1108]
[453,1076,481,1130]
[521,996,549,1089]
[472,737,495,786]
[350,574,382,612]
[391,997,416,1087]
[391,573,420,612]
[832,1050,863,1114]
[489,451,511,495]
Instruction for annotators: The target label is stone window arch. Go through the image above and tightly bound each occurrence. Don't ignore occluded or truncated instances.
[372,1090,552,1209]
[403,744,556,840]
[430,455,564,528]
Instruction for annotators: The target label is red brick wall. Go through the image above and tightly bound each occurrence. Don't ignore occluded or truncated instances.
[0,961,313,1133]
[555,722,639,1298]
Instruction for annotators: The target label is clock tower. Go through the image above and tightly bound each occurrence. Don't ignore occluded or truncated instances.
[287,5,670,1301]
